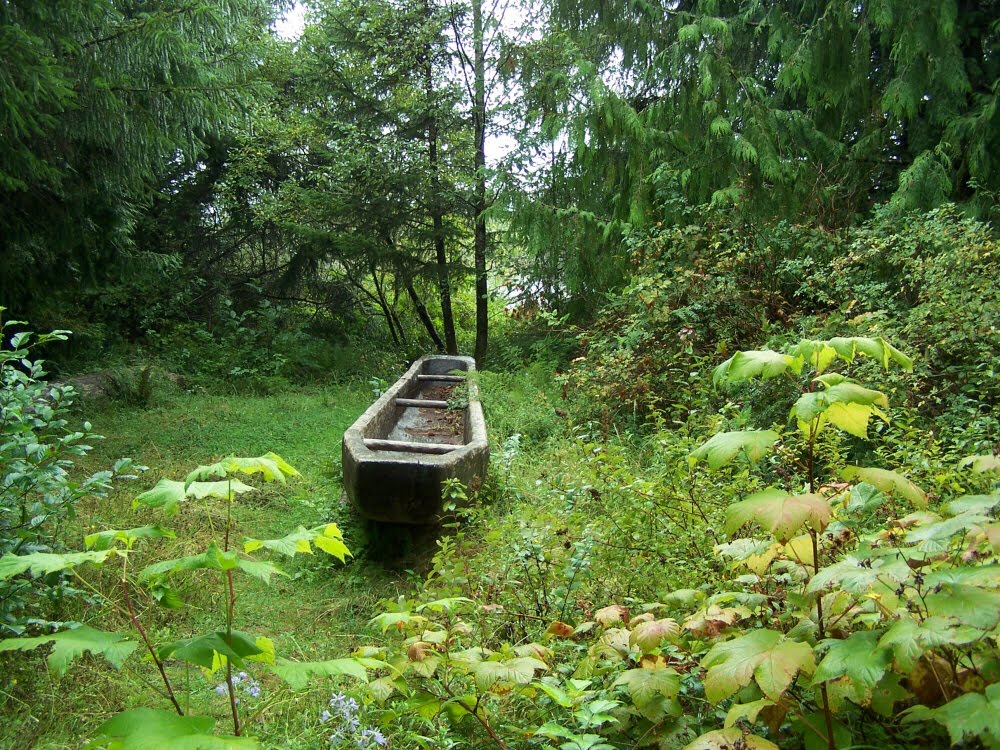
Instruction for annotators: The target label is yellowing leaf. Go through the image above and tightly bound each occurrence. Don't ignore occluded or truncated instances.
[959,455,1000,474]
[724,698,776,729]
[754,639,815,700]
[244,524,351,562]
[702,630,813,703]
[782,535,814,567]
[842,466,927,508]
[688,430,780,470]
[629,618,679,651]
[791,382,889,438]
[788,339,838,373]
[684,728,778,750]
[713,350,801,386]
[726,488,831,543]
[595,604,629,626]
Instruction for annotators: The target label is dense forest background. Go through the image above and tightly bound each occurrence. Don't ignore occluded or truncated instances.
[1,1,998,749]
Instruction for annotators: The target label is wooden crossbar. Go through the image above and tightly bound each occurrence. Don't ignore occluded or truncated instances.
[417,374,465,382]
[395,398,449,408]
[363,438,459,455]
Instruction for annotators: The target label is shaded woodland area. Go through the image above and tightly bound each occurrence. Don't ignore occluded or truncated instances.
[1,1,998,749]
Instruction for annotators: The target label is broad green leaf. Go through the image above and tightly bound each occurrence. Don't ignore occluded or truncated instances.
[826,336,913,371]
[187,452,300,484]
[368,611,427,633]
[959,455,1000,474]
[713,350,801,386]
[788,339,838,374]
[688,430,780,470]
[159,630,262,669]
[471,657,547,691]
[813,631,891,704]
[879,616,984,673]
[702,629,813,703]
[904,513,992,546]
[0,625,137,675]
[94,708,259,749]
[85,525,175,551]
[925,583,1000,630]
[614,666,681,714]
[0,550,116,580]
[270,656,384,689]
[791,382,889,438]
[807,552,911,594]
[535,722,584,742]
[941,494,1000,516]
[138,543,286,584]
[134,479,188,515]
[244,524,351,562]
[415,596,474,613]
[683,728,778,750]
[185,479,256,501]
[903,683,1000,747]
[724,698,775,729]
[726,488,831,543]
[533,680,574,707]
[842,467,927,508]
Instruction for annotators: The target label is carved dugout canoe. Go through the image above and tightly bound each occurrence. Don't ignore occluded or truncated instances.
[342,355,489,525]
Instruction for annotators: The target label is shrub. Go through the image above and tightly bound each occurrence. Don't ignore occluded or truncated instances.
[0,313,139,633]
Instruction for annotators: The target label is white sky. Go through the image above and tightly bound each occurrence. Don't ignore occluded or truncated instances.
[274,2,307,40]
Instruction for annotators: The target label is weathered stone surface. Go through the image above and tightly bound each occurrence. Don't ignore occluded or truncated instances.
[342,355,489,525]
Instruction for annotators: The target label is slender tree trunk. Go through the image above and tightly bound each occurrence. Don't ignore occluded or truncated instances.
[369,263,402,346]
[472,0,489,365]
[406,280,445,351]
[424,0,458,355]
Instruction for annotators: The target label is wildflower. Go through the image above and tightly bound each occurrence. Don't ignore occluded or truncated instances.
[321,710,331,723]
[214,683,227,696]
[371,729,388,747]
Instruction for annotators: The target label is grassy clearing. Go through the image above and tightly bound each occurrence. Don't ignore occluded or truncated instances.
[4,365,643,750]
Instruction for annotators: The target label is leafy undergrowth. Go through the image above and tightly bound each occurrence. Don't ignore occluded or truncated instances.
[3,347,998,750]
[0,385,406,750]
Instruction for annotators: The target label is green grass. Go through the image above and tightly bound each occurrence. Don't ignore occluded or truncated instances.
[2,383,410,750]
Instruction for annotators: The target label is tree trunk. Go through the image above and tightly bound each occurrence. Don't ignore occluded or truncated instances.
[425,0,458,355]
[369,263,403,346]
[472,0,489,365]
[406,280,445,351]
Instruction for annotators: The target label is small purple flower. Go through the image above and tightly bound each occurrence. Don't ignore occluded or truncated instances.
[372,729,387,746]
[214,683,227,696]
[247,683,261,698]
[321,710,331,723]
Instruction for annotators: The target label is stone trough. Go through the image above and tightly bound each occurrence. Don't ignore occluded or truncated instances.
[342,355,489,525]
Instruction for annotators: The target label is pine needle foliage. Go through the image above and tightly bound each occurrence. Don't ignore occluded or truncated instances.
[0,0,274,321]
